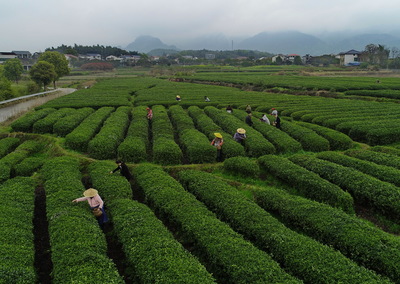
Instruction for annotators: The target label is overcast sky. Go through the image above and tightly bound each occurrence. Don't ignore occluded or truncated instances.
[2,0,400,52]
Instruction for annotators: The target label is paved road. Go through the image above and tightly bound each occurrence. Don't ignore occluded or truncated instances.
[0,88,76,124]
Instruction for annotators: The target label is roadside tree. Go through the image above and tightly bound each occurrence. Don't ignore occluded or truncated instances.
[29,61,56,91]
[3,58,24,84]
[38,51,70,88]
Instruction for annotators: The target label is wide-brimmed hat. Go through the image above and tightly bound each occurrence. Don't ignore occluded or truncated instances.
[214,133,223,138]
[237,128,246,134]
[176,95,181,98]
[83,188,98,197]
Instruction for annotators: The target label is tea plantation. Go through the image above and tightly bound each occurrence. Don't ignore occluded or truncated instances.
[2,71,400,283]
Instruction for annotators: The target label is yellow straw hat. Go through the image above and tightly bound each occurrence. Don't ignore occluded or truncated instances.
[214,133,223,138]
[237,128,246,134]
[83,188,98,197]
[176,95,181,98]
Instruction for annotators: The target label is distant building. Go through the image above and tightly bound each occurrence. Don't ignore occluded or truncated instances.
[205,53,215,60]
[79,53,102,60]
[338,49,361,66]
[12,51,32,59]
[0,52,17,63]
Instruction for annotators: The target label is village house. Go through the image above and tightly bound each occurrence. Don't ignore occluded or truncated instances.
[0,52,17,63]
[338,49,361,66]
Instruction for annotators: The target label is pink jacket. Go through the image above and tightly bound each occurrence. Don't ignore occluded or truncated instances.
[75,195,104,209]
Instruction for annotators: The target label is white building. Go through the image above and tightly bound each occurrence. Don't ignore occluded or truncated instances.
[338,49,361,66]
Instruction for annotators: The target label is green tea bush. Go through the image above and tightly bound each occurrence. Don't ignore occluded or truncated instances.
[178,170,388,284]
[32,108,74,134]
[0,140,42,168]
[65,107,114,152]
[345,149,400,170]
[317,151,400,187]
[370,146,400,156]
[253,184,400,283]
[53,107,94,137]
[188,106,245,159]
[289,154,400,222]
[87,106,131,160]
[234,110,302,153]
[42,156,123,283]
[223,156,260,177]
[258,155,354,213]
[11,108,56,132]
[204,106,276,157]
[168,105,216,163]
[151,105,182,165]
[0,162,10,183]
[280,119,330,152]
[118,106,149,163]
[14,156,44,176]
[133,164,300,283]
[296,121,354,150]
[0,177,37,283]
[0,137,20,158]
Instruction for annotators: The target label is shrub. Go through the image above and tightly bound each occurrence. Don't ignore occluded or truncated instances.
[223,156,260,177]
[14,156,44,176]
[53,107,94,137]
[133,164,300,283]
[289,154,400,222]
[258,154,354,213]
[11,108,56,132]
[178,170,388,284]
[280,119,330,152]
[0,177,37,283]
[296,121,354,150]
[65,107,114,152]
[32,108,74,134]
[117,106,149,163]
[87,106,131,160]
[187,106,245,159]
[253,184,400,283]
[0,137,20,158]
[151,105,182,165]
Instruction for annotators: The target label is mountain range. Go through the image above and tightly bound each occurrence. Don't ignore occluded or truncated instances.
[125,31,400,56]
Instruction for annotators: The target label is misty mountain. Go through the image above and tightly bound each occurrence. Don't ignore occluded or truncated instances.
[236,31,330,55]
[126,31,400,56]
[126,35,179,53]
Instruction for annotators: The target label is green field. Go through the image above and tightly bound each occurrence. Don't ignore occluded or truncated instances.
[2,67,400,283]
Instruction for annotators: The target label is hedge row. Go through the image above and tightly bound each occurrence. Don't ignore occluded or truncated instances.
[14,156,45,177]
[0,137,20,158]
[280,119,330,152]
[0,177,37,283]
[370,146,400,156]
[345,149,400,170]
[346,121,400,145]
[223,156,260,178]
[151,105,182,165]
[117,106,149,163]
[178,170,390,283]
[88,161,216,283]
[258,155,354,213]
[133,164,300,283]
[0,140,42,182]
[234,110,302,154]
[32,108,74,134]
[187,106,245,159]
[296,121,354,150]
[65,107,114,152]
[87,106,131,160]
[204,106,276,157]
[253,183,400,282]
[41,156,123,283]
[316,151,400,187]
[53,107,95,137]
[289,154,400,222]
[11,108,56,132]
[168,105,216,163]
